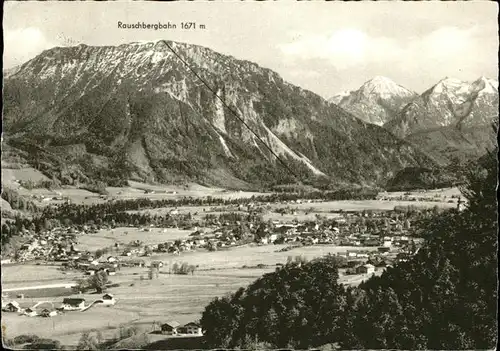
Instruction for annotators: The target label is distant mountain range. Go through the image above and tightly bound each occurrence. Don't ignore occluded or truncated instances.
[2,41,434,190]
[330,76,498,165]
[385,77,498,137]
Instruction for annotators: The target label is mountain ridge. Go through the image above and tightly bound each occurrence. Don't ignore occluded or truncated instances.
[3,40,436,189]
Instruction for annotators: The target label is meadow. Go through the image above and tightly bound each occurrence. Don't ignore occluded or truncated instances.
[76,227,194,252]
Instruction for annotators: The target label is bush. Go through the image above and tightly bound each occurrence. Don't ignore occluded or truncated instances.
[25,338,61,350]
[13,334,40,344]
[118,325,140,340]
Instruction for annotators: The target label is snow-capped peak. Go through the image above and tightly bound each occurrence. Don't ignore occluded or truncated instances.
[359,76,414,98]
[431,77,469,95]
[471,76,498,95]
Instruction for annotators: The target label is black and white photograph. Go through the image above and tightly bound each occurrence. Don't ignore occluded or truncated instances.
[1,1,498,350]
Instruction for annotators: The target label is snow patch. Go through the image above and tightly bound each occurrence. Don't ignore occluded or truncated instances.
[263,126,325,176]
[217,134,234,158]
[213,89,227,133]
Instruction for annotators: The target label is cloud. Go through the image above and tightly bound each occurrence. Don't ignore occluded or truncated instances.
[279,26,482,72]
[279,29,402,69]
[3,27,56,68]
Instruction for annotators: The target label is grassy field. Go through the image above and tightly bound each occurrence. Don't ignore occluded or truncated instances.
[378,187,462,199]
[1,167,50,185]
[150,244,378,270]
[76,227,195,252]
[1,241,380,346]
[1,264,81,289]
[1,270,264,346]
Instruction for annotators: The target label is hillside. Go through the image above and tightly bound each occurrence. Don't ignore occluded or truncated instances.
[3,41,434,189]
[329,76,418,126]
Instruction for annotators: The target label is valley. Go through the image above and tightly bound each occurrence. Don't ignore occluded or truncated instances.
[2,175,460,348]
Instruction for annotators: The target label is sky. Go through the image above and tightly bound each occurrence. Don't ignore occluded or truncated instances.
[3,1,499,98]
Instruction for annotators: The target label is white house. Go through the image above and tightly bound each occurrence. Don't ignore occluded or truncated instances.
[3,301,21,312]
[101,294,116,306]
[61,298,86,311]
[179,322,203,335]
[40,309,58,317]
[23,308,38,317]
[357,264,375,275]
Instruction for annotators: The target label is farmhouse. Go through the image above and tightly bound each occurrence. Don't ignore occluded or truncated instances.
[150,260,164,269]
[161,321,180,335]
[123,259,145,267]
[3,301,21,312]
[105,267,117,275]
[24,307,38,317]
[101,294,116,305]
[178,322,203,335]
[40,309,58,317]
[61,298,86,311]
[356,264,375,275]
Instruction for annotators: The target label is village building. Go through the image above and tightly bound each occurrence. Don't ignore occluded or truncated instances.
[161,321,180,335]
[24,307,38,317]
[101,294,116,305]
[178,322,203,335]
[105,267,117,275]
[3,301,21,312]
[40,308,58,317]
[378,246,391,254]
[356,264,375,275]
[61,298,86,311]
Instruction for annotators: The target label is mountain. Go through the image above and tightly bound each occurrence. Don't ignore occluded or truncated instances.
[385,77,499,138]
[384,77,498,165]
[329,76,418,126]
[3,41,435,189]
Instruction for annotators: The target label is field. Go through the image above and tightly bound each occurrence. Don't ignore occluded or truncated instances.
[1,241,379,346]
[76,227,194,252]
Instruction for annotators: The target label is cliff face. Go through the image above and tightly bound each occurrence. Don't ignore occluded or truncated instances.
[3,40,433,188]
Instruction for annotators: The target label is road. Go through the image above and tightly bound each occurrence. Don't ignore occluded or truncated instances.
[2,283,77,292]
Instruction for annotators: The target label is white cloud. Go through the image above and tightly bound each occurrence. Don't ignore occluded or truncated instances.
[279,26,482,72]
[280,28,402,69]
[409,26,476,61]
[3,27,56,68]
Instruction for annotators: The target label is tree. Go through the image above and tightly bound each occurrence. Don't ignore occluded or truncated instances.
[77,331,99,350]
[148,266,159,280]
[89,270,108,293]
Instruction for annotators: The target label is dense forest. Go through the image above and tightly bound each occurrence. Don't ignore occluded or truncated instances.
[200,150,498,349]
